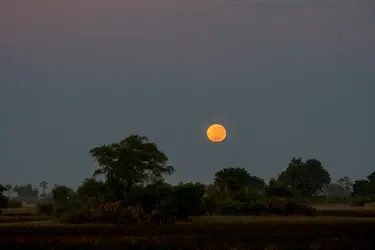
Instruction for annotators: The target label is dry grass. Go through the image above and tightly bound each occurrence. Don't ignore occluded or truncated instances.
[311,203,375,211]
[2,206,38,215]
[192,215,375,224]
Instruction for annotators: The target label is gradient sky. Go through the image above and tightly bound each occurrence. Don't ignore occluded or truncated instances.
[1,0,374,189]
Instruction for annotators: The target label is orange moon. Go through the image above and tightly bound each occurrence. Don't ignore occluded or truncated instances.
[207,124,227,142]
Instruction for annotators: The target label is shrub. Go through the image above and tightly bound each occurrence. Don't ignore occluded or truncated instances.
[58,199,151,225]
[37,203,54,216]
[248,200,268,215]
[219,200,239,215]
[150,208,176,224]
[7,200,22,208]
[0,195,8,208]
[285,200,315,216]
[351,197,366,207]
[266,198,315,216]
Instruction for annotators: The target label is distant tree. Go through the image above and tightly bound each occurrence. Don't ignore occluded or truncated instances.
[337,177,353,196]
[352,171,375,197]
[367,171,375,184]
[52,185,75,204]
[90,134,175,202]
[278,158,331,197]
[5,185,12,198]
[214,167,265,193]
[352,180,370,196]
[13,184,39,198]
[265,178,293,198]
[76,178,106,199]
[40,181,48,197]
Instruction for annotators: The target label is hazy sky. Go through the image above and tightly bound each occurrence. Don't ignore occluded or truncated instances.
[1,0,374,189]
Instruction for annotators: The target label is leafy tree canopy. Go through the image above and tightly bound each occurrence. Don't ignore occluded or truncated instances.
[277,157,331,197]
[52,185,76,204]
[214,167,265,193]
[89,135,175,201]
[76,178,106,200]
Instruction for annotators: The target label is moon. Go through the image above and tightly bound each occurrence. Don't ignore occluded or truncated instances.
[207,124,227,142]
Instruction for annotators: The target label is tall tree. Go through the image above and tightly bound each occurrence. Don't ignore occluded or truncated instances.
[90,134,175,202]
[278,157,331,197]
[40,181,48,197]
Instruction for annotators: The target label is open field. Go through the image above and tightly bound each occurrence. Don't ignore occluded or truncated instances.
[2,206,37,212]
[311,204,375,217]
[0,216,374,249]
[0,206,51,224]
[311,203,375,211]
[1,205,375,248]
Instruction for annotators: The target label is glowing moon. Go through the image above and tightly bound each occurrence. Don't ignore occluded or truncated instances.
[207,124,227,142]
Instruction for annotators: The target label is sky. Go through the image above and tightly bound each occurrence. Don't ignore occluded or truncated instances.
[1,0,374,190]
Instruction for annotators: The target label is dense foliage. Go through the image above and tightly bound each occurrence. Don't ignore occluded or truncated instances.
[2,134,375,224]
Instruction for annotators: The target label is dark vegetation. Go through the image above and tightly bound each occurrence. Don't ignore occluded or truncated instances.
[1,134,375,249]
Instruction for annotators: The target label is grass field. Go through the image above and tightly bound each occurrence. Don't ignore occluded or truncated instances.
[0,206,51,224]
[1,205,375,248]
[0,216,374,249]
[311,203,375,211]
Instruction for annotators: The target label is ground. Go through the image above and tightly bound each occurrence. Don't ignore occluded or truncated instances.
[1,204,375,248]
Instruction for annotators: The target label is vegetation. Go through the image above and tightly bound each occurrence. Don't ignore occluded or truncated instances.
[1,134,375,248]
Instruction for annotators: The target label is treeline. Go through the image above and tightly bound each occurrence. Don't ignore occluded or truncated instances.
[1,134,375,223]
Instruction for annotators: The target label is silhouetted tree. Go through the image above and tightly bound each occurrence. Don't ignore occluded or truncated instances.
[40,181,48,197]
[52,185,75,204]
[13,184,39,198]
[76,178,106,200]
[214,167,265,193]
[337,177,353,196]
[90,134,175,202]
[278,158,331,197]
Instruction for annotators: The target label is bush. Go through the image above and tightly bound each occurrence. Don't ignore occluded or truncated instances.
[248,201,268,215]
[351,197,366,207]
[0,195,8,208]
[58,199,151,225]
[150,208,175,224]
[265,198,315,216]
[7,200,22,209]
[37,203,54,216]
[219,200,240,215]
[285,200,315,216]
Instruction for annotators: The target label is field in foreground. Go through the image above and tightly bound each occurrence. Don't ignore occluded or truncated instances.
[1,216,375,249]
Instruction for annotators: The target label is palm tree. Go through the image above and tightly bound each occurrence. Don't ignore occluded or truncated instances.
[40,181,48,197]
